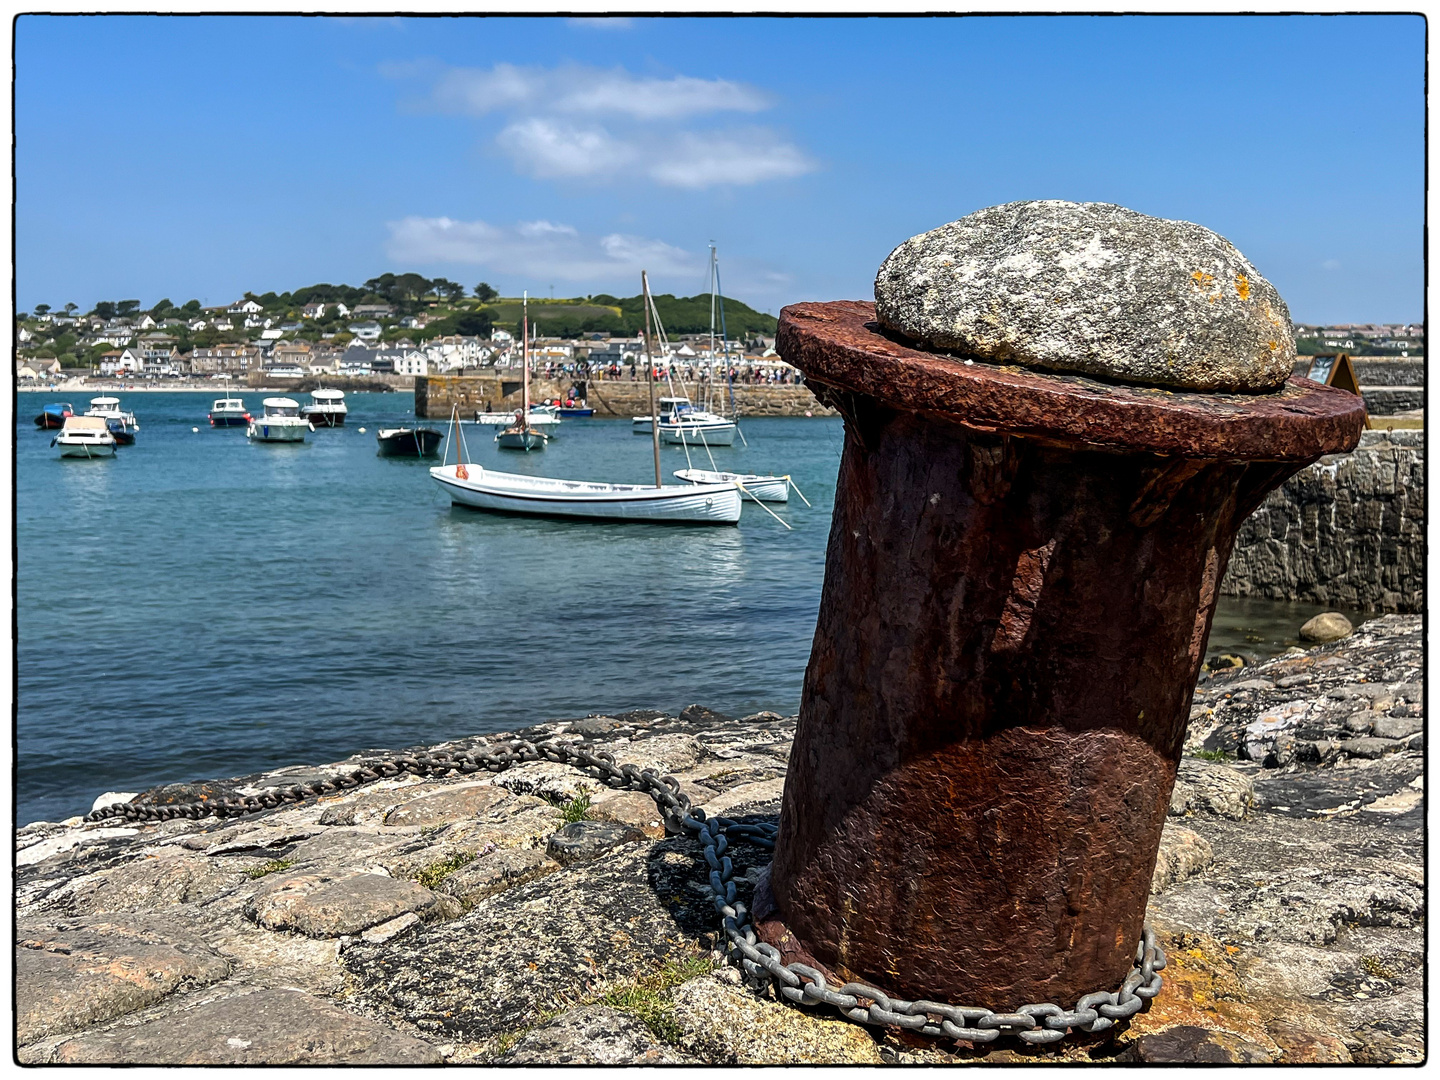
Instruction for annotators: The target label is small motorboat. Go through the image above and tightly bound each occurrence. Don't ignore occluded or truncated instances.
[84,396,140,432]
[674,469,789,502]
[33,402,74,428]
[557,400,595,417]
[376,426,443,458]
[247,397,311,442]
[53,415,117,458]
[432,463,741,524]
[105,418,137,446]
[528,403,560,419]
[632,396,691,434]
[301,388,348,427]
[209,397,251,427]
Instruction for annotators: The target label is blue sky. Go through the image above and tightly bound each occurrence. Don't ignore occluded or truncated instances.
[16,14,1425,322]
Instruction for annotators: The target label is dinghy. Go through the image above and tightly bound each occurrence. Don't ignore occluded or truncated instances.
[674,469,790,503]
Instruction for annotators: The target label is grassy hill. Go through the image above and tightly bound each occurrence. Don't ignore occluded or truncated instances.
[483,293,777,339]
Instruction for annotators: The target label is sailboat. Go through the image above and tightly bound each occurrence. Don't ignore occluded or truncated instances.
[658,246,738,448]
[431,272,741,525]
[496,293,549,452]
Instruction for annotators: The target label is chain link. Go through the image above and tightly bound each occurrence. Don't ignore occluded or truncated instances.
[86,736,1164,1045]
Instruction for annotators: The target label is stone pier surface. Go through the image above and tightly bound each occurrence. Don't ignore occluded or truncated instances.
[14,620,1422,1064]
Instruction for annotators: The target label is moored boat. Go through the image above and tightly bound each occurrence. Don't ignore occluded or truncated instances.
[84,397,140,431]
[53,415,117,458]
[105,418,137,446]
[496,296,549,452]
[658,408,738,446]
[557,401,595,417]
[377,426,443,458]
[247,398,310,442]
[632,397,691,434]
[674,468,789,502]
[301,388,348,427]
[34,402,74,428]
[431,463,741,524]
[209,397,251,427]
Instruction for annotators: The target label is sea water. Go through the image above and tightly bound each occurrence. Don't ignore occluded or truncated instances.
[16,391,1357,824]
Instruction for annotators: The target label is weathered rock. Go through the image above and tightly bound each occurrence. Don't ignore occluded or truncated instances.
[17,917,231,1043]
[1371,714,1422,740]
[679,703,733,726]
[132,781,242,808]
[1169,758,1255,820]
[1300,612,1354,642]
[1133,1025,1273,1063]
[500,1005,692,1064]
[873,200,1295,392]
[1150,825,1214,894]
[586,789,669,837]
[45,853,249,916]
[1338,737,1403,760]
[439,847,560,905]
[245,870,454,937]
[667,974,885,1064]
[546,820,646,866]
[179,822,320,854]
[382,782,510,827]
[360,911,423,944]
[40,988,441,1064]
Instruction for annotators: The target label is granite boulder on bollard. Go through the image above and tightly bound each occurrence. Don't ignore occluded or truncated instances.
[873,200,1296,392]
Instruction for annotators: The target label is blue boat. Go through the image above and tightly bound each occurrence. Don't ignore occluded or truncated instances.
[34,402,74,429]
[106,418,137,446]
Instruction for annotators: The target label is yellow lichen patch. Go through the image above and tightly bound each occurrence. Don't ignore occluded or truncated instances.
[1235,274,1251,301]
[1191,271,1215,288]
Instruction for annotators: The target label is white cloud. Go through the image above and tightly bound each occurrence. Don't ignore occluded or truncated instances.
[385,216,700,284]
[496,119,815,188]
[430,63,771,121]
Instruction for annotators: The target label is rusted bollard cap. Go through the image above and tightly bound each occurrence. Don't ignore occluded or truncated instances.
[874,201,1295,393]
[780,301,1366,461]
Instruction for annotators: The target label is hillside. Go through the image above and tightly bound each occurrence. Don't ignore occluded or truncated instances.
[485,293,777,339]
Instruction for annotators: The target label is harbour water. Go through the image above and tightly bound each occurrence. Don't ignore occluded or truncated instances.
[17,392,1358,824]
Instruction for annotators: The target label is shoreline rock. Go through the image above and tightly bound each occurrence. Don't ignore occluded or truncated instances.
[16,624,1423,1063]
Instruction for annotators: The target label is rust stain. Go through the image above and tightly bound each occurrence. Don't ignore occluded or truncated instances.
[991,539,1057,653]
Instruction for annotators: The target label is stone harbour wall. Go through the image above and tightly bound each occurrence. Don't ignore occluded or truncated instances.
[415,374,836,419]
[1223,431,1424,613]
[581,380,836,419]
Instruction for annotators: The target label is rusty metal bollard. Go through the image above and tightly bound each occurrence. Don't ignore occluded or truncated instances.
[757,293,1365,1011]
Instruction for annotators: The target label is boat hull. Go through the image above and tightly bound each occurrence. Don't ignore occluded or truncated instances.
[377,428,444,458]
[431,465,741,525]
[556,407,594,417]
[496,430,548,451]
[35,412,69,429]
[674,469,788,502]
[210,414,249,427]
[107,425,136,446]
[57,438,117,458]
[248,420,308,442]
[302,408,346,427]
[659,422,737,447]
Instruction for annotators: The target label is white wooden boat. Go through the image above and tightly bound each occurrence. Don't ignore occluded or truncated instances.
[54,415,117,458]
[247,397,310,442]
[472,411,560,427]
[658,409,737,446]
[496,426,549,451]
[431,464,741,524]
[674,469,789,502]
[633,397,692,434]
[301,388,348,427]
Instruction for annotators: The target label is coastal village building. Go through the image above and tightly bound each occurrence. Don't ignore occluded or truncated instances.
[271,342,312,370]
[190,344,260,374]
[348,321,383,342]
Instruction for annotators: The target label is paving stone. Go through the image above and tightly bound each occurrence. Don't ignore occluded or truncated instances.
[245,870,453,937]
[500,1005,692,1064]
[586,789,669,837]
[43,988,441,1064]
[438,847,561,905]
[382,782,511,827]
[45,852,249,915]
[17,917,231,1044]
[546,820,646,866]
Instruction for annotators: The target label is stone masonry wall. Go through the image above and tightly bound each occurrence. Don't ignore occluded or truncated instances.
[1223,430,1424,613]
[416,375,836,419]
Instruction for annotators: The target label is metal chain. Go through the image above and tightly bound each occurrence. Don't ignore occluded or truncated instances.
[86,737,1165,1045]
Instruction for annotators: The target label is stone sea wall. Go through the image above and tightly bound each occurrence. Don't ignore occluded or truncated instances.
[415,374,836,419]
[1223,430,1424,613]
[13,616,1423,1064]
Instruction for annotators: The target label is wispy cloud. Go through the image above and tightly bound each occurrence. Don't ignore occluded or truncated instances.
[496,120,814,188]
[382,60,813,190]
[428,63,771,121]
[385,216,701,284]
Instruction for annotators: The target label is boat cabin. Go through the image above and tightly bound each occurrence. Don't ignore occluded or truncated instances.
[62,415,110,433]
[310,389,346,403]
[262,397,301,417]
[87,397,121,413]
[213,398,246,411]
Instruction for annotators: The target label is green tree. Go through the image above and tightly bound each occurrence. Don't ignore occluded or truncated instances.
[432,278,466,302]
[117,300,140,317]
[34,303,50,317]
[150,298,174,316]
[182,299,201,313]
[63,302,78,316]
[93,301,116,320]
[474,282,499,303]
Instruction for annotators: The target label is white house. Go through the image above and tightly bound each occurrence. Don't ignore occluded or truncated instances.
[491,328,514,344]
[260,328,285,340]
[228,299,264,315]
[377,346,427,376]
[18,325,32,342]
[348,321,383,342]
[136,314,158,330]
[302,301,327,319]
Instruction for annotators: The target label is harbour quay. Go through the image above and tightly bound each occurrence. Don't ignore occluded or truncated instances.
[414,372,836,420]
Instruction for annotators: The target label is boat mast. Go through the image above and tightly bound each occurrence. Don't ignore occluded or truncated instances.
[707,244,717,412]
[642,271,662,488]
[522,291,530,429]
